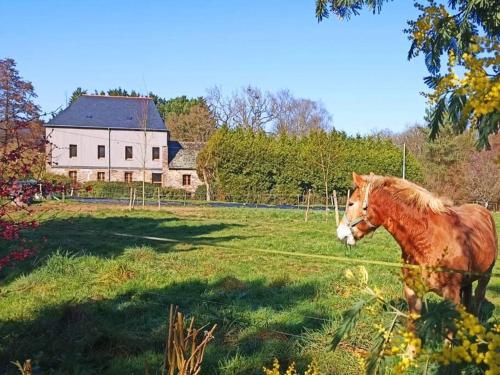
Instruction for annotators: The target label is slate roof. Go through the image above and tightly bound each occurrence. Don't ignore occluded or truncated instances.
[47,95,167,131]
[168,141,205,170]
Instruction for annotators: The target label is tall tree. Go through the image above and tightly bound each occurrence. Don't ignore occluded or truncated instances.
[0,58,42,177]
[157,95,204,120]
[69,87,87,105]
[270,89,332,135]
[316,0,499,148]
[206,86,333,134]
[0,58,45,272]
[467,141,500,205]
[206,86,274,131]
[107,87,132,97]
[196,127,422,202]
[166,103,217,142]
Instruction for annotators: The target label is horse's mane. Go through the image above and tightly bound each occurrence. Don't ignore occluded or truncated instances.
[370,175,452,214]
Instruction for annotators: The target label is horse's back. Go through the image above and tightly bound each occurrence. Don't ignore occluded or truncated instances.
[452,204,498,272]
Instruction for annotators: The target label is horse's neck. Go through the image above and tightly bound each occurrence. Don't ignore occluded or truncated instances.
[372,189,431,263]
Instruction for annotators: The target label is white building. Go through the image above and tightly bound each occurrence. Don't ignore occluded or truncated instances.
[45,95,204,192]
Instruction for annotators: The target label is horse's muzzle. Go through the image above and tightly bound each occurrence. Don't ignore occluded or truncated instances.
[337,223,356,245]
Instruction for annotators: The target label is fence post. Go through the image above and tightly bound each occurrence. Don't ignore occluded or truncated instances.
[157,187,161,210]
[128,187,133,211]
[304,189,311,222]
[333,190,339,226]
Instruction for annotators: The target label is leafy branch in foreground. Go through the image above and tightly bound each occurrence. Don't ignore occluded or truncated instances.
[262,358,323,375]
[315,1,500,147]
[333,266,500,374]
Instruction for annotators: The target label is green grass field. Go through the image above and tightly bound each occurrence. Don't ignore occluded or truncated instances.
[0,203,498,374]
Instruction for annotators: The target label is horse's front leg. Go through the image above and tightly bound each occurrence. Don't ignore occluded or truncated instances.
[404,283,422,358]
[442,280,462,343]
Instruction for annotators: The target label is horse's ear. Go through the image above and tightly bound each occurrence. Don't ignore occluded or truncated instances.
[352,172,365,187]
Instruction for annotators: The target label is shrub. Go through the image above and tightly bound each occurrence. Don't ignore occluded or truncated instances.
[194,184,207,201]
[79,181,186,200]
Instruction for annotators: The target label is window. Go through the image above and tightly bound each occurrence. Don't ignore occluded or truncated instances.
[97,172,105,181]
[152,147,160,160]
[152,173,162,184]
[182,174,191,186]
[124,172,133,183]
[98,145,105,159]
[125,146,133,160]
[69,144,77,158]
[69,171,77,183]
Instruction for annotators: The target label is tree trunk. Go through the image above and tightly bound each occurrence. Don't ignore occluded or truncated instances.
[324,178,329,221]
[202,168,212,201]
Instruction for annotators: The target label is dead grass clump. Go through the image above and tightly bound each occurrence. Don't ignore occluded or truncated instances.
[268,275,292,288]
[123,247,157,262]
[216,276,247,293]
[97,263,135,286]
[257,330,289,341]
[163,305,217,375]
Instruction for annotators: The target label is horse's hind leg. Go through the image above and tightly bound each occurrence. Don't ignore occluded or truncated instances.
[460,284,473,313]
[474,273,491,317]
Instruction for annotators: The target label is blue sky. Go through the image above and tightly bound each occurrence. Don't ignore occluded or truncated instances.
[1,0,429,134]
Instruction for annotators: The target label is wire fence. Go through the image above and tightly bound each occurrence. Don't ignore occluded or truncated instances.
[53,184,500,214]
[56,185,350,211]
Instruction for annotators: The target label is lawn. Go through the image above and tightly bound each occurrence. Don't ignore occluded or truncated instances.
[0,203,498,374]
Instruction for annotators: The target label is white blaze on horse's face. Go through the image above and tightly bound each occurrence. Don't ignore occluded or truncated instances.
[336,199,363,245]
[337,221,356,245]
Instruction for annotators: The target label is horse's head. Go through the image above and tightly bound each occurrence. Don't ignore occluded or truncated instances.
[336,172,380,245]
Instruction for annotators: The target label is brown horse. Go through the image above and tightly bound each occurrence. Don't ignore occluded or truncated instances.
[337,172,498,317]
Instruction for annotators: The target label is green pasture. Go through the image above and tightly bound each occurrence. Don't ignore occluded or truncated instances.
[0,203,498,374]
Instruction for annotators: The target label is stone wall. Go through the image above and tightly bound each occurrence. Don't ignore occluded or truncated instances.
[46,166,163,184]
[164,169,203,193]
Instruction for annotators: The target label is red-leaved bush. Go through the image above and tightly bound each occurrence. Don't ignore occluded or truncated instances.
[0,58,51,272]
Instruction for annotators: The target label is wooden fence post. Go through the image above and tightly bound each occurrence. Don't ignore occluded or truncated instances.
[128,187,133,211]
[304,189,311,222]
[157,187,161,210]
[333,190,339,226]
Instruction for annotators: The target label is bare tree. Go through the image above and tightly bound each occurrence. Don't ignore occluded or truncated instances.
[466,137,500,205]
[205,86,237,128]
[206,85,274,131]
[206,86,332,135]
[270,89,331,135]
[232,86,274,131]
[391,125,428,161]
